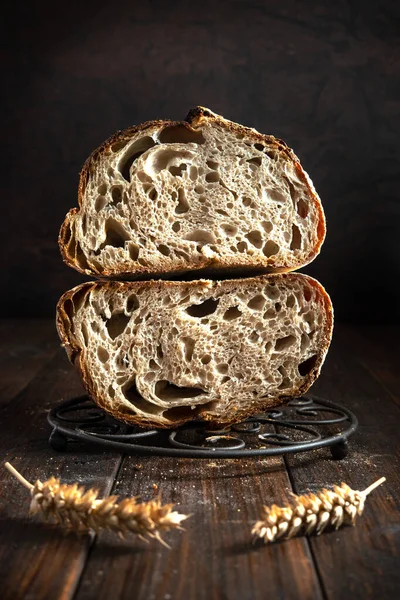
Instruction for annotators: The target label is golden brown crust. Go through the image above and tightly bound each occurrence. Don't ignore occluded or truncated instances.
[56,274,333,430]
[58,107,326,279]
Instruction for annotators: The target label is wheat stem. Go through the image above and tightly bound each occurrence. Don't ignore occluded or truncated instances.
[5,462,33,491]
[361,477,386,496]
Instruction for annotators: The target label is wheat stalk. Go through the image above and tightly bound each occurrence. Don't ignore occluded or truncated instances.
[252,477,386,544]
[5,462,188,545]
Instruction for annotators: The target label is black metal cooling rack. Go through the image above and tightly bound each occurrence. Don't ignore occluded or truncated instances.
[47,394,357,460]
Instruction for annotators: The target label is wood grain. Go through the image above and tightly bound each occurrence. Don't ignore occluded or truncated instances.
[75,455,322,600]
[286,325,400,600]
[0,349,123,600]
[0,319,58,406]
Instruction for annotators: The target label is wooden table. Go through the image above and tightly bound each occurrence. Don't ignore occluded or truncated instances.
[0,319,399,600]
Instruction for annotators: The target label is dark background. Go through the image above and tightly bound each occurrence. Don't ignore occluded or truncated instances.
[3,0,400,322]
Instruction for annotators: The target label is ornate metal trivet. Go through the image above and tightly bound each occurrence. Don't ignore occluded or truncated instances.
[47,395,357,460]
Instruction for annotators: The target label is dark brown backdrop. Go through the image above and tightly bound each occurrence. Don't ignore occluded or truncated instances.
[3,0,400,321]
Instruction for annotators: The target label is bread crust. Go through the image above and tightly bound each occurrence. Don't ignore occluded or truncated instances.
[59,107,326,278]
[56,274,333,430]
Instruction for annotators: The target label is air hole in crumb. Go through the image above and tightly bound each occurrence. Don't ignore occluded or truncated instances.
[182,337,195,361]
[156,344,164,361]
[279,377,291,390]
[129,243,140,261]
[148,188,158,201]
[111,139,129,152]
[172,221,181,232]
[205,171,220,183]
[299,354,318,376]
[254,143,264,151]
[287,295,296,308]
[248,294,266,311]
[158,124,205,145]
[263,240,279,257]
[290,224,302,250]
[220,223,238,237]
[246,156,262,167]
[249,331,260,343]
[119,136,156,182]
[97,347,109,363]
[264,308,275,319]
[186,298,219,318]
[149,359,159,370]
[189,166,198,180]
[194,185,205,194]
[304,287,312,302]
[275,335,296,351]
[265,285,280,300]
[126,294,139,313]
[245,230,263,249]
[206,160,219,170]
[108,385,115,398]
[95,196,107,212]
[106,312,130,340]
[221,376,230,384]
[185,230,216,245]
[175,188,190,213]
[155,380,207,401]
[237,241,248,253]
[201,354,212,364]
[217,363,229,374]
[297,198,309,218]
[123,380,164,415]
[242,197,252,207]
[261,221,273,233]
[269,189,286,203]
[223,306,242,321]
[301,333,310,352]
[111,186,123,204]
[101,217,130,249]
[265,149,278,160]
[216,209,229,217]
[81,322,89,346]
[157,244,170,256]
[98,183,108,195]
[169,163,187,177]
[275,302,282,312]
[171,327,179,336]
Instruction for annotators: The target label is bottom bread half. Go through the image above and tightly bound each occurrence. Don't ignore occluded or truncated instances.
[57,274,333,429]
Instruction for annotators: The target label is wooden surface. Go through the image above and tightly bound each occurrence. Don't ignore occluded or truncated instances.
[0,320,399,600]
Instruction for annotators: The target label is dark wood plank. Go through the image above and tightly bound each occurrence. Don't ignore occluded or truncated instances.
[75,454,323,600]
[343,326,400,408]
[286,325,400,600]
[0,319,59,407]
[0,349,123,600]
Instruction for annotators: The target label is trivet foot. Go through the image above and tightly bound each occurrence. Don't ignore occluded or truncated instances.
[49,429,68,452]
[330,440,348,460]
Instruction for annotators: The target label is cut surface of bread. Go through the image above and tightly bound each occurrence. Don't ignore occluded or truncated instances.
[60,107,325,278]
[57,274,333,429]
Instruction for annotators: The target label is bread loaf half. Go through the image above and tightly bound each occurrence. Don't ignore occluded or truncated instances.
[59,107,325,279]
[56,274,333,429]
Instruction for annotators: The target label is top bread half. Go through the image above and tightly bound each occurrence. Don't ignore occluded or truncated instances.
[59,107,326,279]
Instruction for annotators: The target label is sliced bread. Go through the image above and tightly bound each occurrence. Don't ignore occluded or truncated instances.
[59,107,325,279]
[56,273,333,429]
